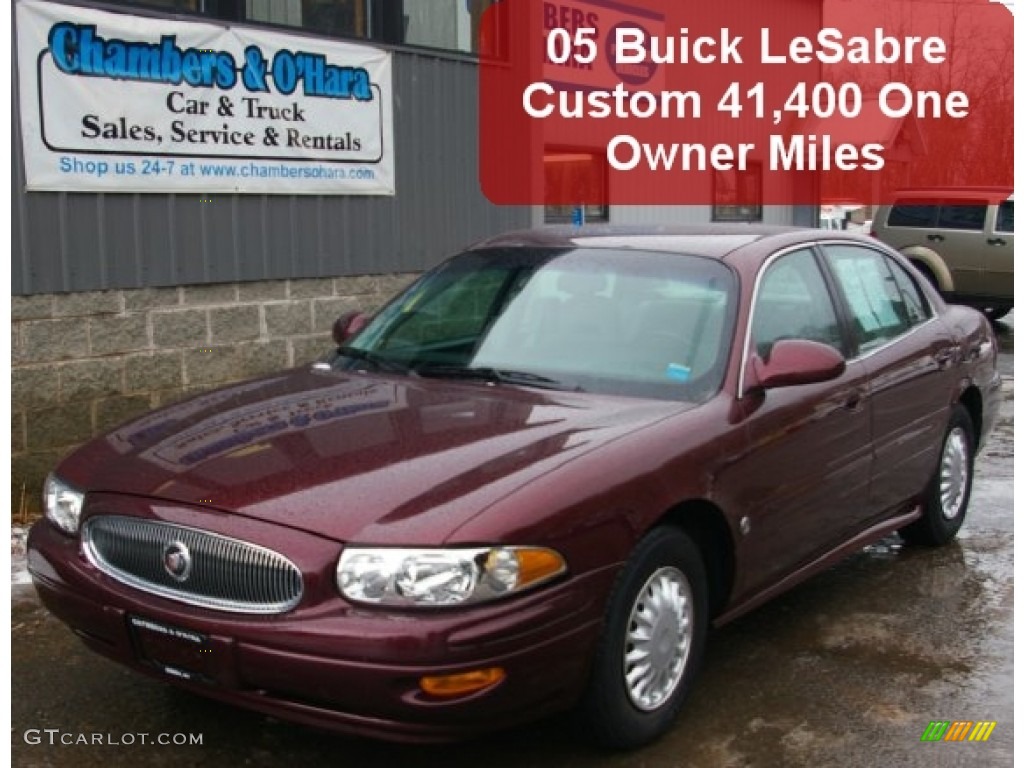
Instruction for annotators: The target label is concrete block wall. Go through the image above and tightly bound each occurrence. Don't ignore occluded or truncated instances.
[11,273,419,518]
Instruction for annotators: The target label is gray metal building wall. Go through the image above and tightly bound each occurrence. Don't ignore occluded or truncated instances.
[12,39,530,295]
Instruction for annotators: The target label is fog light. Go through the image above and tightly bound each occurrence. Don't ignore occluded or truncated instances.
[420,667,506,698]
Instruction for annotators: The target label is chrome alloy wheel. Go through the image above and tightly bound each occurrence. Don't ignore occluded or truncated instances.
[939,426,970,520]
[623,566,693,711]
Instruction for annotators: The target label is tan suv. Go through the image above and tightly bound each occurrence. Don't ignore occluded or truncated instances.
[872,187,1013,320]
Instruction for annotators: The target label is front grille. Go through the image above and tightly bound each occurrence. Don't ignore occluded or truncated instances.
[83,516,303,614]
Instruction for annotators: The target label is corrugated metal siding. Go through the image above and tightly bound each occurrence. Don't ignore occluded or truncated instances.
[12,40,530,295]
[612,206,715,226]
[611,205,817,227]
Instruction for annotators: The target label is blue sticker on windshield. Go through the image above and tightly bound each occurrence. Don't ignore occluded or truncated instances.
[665,363,691,382]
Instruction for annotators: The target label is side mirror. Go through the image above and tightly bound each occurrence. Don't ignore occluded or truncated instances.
[332,311,370,346]
[746,339,845,393]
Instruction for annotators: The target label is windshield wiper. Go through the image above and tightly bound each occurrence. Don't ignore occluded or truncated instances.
[416,365,580,391]
[336,347,417,376]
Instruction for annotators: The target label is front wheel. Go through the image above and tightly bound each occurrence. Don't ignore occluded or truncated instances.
[901,404,975,546]
[580,528,708,749]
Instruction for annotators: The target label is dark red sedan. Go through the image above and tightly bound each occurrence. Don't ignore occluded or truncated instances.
[28,226,1001,748]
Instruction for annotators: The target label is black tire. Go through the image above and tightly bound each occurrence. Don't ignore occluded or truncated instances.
[983,307,1011,322]
[580,527,708,749]
[901,404,975,546]
[910,261,940,291]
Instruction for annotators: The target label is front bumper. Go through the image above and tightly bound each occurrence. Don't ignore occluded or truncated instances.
[28,517,616,743]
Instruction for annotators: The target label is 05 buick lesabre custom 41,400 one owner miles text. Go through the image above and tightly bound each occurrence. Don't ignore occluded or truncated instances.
[29,226,1000,748]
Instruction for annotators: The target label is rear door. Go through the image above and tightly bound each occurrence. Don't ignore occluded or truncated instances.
[932,201,990,296]
[882,199,990,296]
[986,199,1014,293]
[821,244,956,518]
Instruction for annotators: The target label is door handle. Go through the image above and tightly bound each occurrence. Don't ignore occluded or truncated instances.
[842,391,863,411]
[933,349,955,368]
[987,237,1007,246]
[927,234,945,242]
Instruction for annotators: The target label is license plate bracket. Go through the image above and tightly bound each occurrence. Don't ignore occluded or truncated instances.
[129,615,214,683]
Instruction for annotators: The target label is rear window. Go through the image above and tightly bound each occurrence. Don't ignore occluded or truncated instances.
[936,204,987,231]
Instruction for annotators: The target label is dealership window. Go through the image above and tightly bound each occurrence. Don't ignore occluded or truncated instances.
[403,0,463,49]
[114,0,199,11]
[247,0,365,37]
[712,164,763,223]
[471,0,508,59]
[544,152,609,224]
[105,0,503,54]
[109,0,242,19]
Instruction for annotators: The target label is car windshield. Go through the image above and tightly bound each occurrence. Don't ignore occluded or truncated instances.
[341,247,737,401]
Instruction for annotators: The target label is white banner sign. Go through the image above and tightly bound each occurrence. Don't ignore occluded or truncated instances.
[16,0,395,194]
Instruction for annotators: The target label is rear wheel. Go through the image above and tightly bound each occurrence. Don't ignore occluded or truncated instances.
[580,528,708,749]
[901,404,975,546]
[909,261,940,291]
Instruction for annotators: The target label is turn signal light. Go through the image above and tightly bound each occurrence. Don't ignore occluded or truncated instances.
[514,548,566,588]
[420,667,506,698]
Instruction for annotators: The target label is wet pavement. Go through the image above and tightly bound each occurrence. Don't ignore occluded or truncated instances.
[11,320,1014,768]
[994,311,1014,376]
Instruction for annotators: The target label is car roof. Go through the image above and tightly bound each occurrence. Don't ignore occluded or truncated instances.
[885,187,1013,203]
[468,224,847,261]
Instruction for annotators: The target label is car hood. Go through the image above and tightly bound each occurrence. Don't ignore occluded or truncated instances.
[62,368,691,543]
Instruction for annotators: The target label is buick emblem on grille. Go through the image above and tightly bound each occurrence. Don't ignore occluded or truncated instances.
[83,517,303,613]
[163,541,192,582]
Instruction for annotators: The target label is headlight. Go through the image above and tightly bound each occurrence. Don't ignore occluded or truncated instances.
[336,546,566,607]
[43,473,85,535]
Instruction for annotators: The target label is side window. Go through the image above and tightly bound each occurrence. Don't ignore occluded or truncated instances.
[937,203,987,231]
[825,246,912,353]
[996,201,1014,233]
[888,260,931,326]
[887,204,936,228]
[752,249,843,359]
[713,163,764,223]
[543,151,610,224]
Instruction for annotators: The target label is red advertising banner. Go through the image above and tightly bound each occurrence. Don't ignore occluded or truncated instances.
[479,0,1013,206]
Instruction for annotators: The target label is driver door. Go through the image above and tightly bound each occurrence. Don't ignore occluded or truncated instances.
[719,247,873,600]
